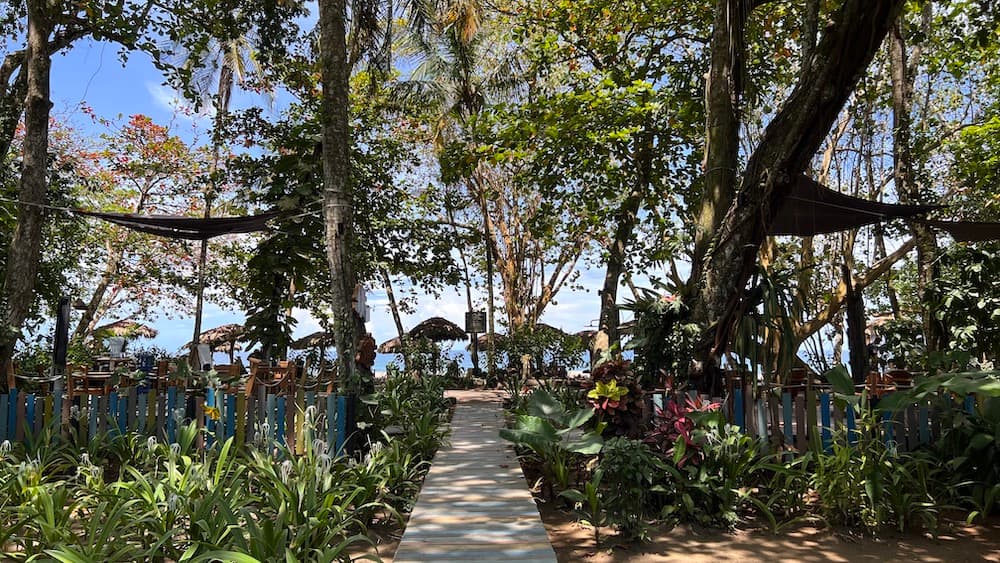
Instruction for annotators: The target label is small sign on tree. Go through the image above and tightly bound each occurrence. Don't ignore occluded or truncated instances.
[465,311,486,333]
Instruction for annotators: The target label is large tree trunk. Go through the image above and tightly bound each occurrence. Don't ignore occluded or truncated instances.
[1,0,54,372]
[689,0,744,301]
[318,0,358,390]
[689,0,905,389]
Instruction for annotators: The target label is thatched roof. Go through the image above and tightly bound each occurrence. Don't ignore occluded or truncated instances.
[184,323,244,350]
[379,317,467,354]
[378,336,402,354]
[291,330,336,350]
[408,317,466,341]
[93,319,158,339]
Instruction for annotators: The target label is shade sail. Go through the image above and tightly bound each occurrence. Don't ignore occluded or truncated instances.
[769,176,941,236]
[76,209,279,240]
[922,220,1000,242]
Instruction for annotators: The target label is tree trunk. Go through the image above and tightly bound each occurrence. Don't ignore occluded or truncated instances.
[595,124,652,362]
[690,0,744,301]
[889,16,942,352]
[380,267,409,368]
[318,0,358,391]
[689,0,905,389]
[1,0,53,371]
[72,240,119,342]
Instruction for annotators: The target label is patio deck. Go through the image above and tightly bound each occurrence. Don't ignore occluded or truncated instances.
[393,390,557,563]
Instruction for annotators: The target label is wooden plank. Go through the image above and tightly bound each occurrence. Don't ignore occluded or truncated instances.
[820,393,832,453]
[98,394,110,436]
[918,402,930,445]
[291,389,303,454]
[235,394,246,445]
[194,396,204,451]
[846,405,857,446]
[166,386,177,443]
[15,392,26,441]
[137,393,147,435]
[905,404,918,452]
[805,383,818,451]
[127,387,138,432]
[6,392,16,442]
[768,394,782,452]
[0,393,8,441]
[964,394,976,414]
[226,393,236,441]
[756,396,768,444]
[781,392,793,449]
[42,396,53,433]
[90,395,100,438]
[882,409,894,447]
[276,396,287,447]
[336,395,348,453]
[108,392,119,436]
[326,393,336,449]
[265,394,276,447]
[155,390,166,439]
[245,394,256,445]
[214,389,224,446]
[26,394,35,437]
[733,387,745,432]
[794,393,806,452]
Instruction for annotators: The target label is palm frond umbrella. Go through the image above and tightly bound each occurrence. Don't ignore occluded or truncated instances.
[183,323,245,363]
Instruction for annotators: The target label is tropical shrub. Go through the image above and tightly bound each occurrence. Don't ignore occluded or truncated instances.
[500,389,604,498]
[586,360,647,438]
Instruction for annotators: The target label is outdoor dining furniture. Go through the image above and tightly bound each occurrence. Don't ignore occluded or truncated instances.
[68,364,112,398]
[245,359,299,397]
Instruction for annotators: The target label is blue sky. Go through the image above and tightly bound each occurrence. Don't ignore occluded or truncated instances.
[44,36,629,365]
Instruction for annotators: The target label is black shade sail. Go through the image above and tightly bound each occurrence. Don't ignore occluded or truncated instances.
[769,176,942,236]
[921,220,1000,242]
[76,209,279,240]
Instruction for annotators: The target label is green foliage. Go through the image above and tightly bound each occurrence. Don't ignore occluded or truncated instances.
[924,244,1000,366]
[623,286,700,388]
[0,375,450,559]
[596,437,664,540]
[500,389,604,496]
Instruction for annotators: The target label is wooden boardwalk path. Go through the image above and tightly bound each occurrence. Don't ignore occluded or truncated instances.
[393,390,557,563]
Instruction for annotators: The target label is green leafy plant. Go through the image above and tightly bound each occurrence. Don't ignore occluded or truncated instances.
[500,389,604,497]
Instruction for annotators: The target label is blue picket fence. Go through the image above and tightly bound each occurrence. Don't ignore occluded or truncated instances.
[0,385,350,454]
[651,385,980,454]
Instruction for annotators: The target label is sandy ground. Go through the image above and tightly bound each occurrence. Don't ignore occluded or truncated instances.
[538,501,1000,563]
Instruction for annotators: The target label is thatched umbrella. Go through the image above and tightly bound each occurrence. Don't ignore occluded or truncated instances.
[378,336,403,354]
[184,323,244,363]
[290,331,336,350]
[379,317,466,373]
[93,319,159,339]
[291,330,337,372]
[408,316,466,341]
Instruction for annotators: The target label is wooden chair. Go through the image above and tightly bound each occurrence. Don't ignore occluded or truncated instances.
[246,360,298,397]
[68,364,111,398]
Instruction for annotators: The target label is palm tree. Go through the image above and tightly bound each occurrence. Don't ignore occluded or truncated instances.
[175,36,272,364]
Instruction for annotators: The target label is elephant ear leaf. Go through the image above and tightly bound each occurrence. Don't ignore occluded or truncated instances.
[824,365,855,395]
[526,389,567,418]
